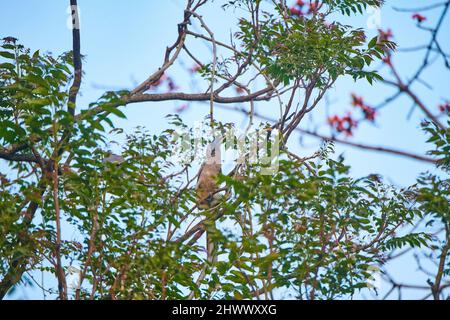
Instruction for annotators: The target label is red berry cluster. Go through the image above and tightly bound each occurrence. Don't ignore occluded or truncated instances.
[412,13,426,23]
[351,93,376,121]
[328,114,358,137]
[439,102,450,113]
[289,1,319,17]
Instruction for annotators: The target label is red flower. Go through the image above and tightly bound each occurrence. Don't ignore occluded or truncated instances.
[151,73,167,88]
[351,93,364,107]
[296,0,305,6]
[412,13,426,23]
[309,3,316,10]
[378,29,393,41]
[328,115,340,125]
[351,94,377,122]
[361,105,376,122]
[439,103,450,113]
[235,86,245,94]
[176,104,189,113]
[340,114,358,136]
[149,73,179,92]
[382,56,392,66]
[328,114,358,136]
[308,2,320,14]
[167,77,178,91]
[190,64,202,73]
[290,6,302,17]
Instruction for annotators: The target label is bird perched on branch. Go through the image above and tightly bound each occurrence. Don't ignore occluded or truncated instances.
[195,137,222,278]
[196,137,222,210]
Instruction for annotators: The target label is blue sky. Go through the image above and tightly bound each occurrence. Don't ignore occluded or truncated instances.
[0,0,448,299]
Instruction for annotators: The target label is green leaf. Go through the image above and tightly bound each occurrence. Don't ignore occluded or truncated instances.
[0,62,16,70]
[0,51,15,60]
[102,105,127,119]
[368,36,378,49]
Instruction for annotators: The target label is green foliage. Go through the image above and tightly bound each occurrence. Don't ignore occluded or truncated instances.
[0,43,72,147]
[0,40,136,292]
[59,128,200,299]
[423,119,450,171]
[0,1,446,299]
[214,152,429,299]
[415,119,450,279]
[322,0,383,15]
[416,120,450,226]
[233,1,392,86]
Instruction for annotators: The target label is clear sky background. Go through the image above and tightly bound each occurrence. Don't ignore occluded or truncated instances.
[0,0,448,299]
